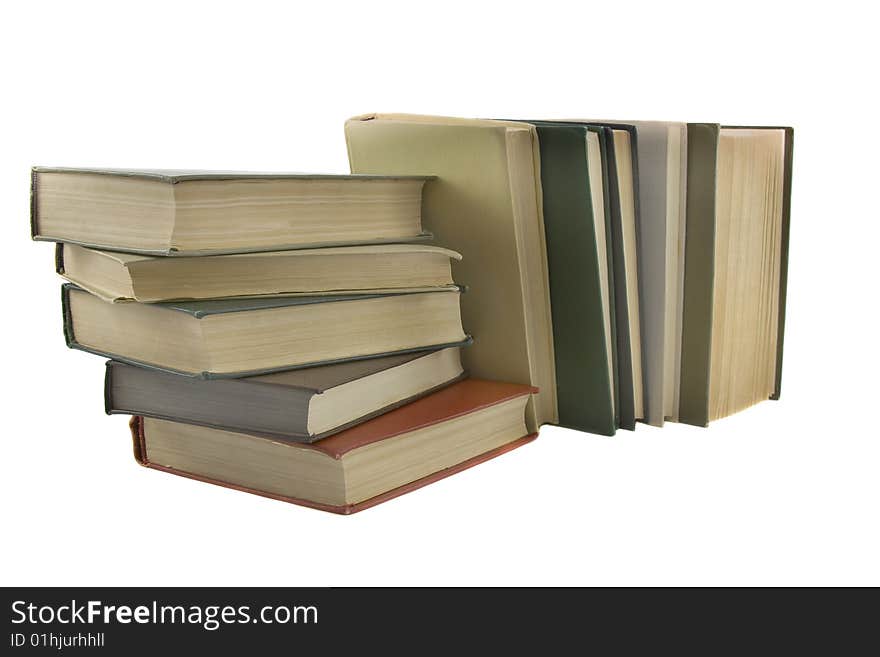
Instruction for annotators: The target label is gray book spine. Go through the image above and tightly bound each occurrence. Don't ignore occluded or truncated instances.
[105,361,314,441]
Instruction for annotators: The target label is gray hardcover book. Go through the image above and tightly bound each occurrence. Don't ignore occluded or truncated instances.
[62,284,471,378]
[105,347,467,442]
[31,168,433,256]
[584,120,688,426]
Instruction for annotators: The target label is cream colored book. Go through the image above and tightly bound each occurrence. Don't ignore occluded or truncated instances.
[62,284,469,378]
[345,114,558,431]
[31,168,432,255]
[57,242,461,303]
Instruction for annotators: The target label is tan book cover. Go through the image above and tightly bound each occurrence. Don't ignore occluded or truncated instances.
[345,114,557,431]
[31,168,432,255]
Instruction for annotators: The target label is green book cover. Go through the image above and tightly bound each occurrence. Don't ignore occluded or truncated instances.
[523,121,638,430]
[520,121,618,436]
[678,124,720,427]
[577,123,641,431]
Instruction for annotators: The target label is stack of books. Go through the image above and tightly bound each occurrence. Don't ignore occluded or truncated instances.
[32,113,795,512]
[31,167,538,513]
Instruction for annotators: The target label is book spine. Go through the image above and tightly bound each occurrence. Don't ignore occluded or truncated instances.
[108,362,313,441]
[678,123,720,427]
[532,125,615,436]
[55,243,65,274]
[594,129,621,429]
[771,128,794,400]
[130,416,147,464]
[30,167,39,238]
[60,283,77,348]
[103,360,114,415]
[604,127,636,431]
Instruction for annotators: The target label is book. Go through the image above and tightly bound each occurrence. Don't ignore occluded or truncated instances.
[57,242,461,303]
[129,379,538,514]
[106,347,466,442]
[628,121,687,425]
[62,283,470,377]
[345,113,557,432]
[544,123,639,430]
[626,121,687,425]
[579,123,645,427]
[574,120,688,426]
[519,121,617,436]
[679,125,793,426]
[31,168,432,255]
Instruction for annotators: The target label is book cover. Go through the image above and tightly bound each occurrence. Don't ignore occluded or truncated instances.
[678,125,793,426]
[55,242,461,303]
[678,124,720,427]
[518,121,617,436]
[106,347,468,442]
[130,379,538,514]
[31,168,434,255]
[62,283,471,378]
[345,113,557,433]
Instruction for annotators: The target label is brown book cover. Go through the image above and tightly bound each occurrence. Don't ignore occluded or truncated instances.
[130,379,538,514]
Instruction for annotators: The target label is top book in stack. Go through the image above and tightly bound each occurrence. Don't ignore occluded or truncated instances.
[30,168,432,255]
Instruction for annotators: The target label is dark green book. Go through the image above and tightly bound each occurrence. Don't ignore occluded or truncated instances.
[679,125,793,426]
[578,122,645,431]
[520,121,618,435]
[61,284,470,378]
[522,121,642,430]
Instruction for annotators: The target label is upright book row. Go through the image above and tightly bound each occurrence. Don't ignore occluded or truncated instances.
[31,113,793,513]
[347,115,793,434]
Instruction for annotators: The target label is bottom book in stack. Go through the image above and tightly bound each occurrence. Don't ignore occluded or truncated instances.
[129,379,537,514]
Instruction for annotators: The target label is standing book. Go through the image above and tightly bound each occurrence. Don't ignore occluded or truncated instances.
[576,122,645,428]
[679,124,793,426]
[519,120,618,436]
[346,113,557,432]
[542,122,641,430]
[593,120,688,426]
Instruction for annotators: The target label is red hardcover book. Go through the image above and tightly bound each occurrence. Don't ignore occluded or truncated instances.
[130,379,537,514]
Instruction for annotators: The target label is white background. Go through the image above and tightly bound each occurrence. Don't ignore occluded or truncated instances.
[2,1,877,586]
